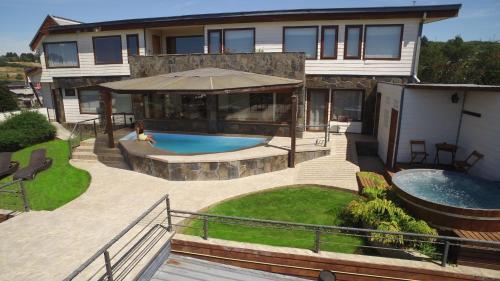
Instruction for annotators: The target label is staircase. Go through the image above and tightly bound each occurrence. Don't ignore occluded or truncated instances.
[71,133,130,169]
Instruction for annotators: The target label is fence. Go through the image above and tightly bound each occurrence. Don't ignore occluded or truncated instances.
[0,180,30,212]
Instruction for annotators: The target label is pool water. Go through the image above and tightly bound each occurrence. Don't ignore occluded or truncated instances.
[121,131,267,154]
[392,169,500,210]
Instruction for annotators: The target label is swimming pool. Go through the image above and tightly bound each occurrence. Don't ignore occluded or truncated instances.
[121,131,267,154]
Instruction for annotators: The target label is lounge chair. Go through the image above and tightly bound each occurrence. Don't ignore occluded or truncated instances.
[13,149,53,180]
[453,150,484,173]
[410,140,429,165]
[0,152,19,180]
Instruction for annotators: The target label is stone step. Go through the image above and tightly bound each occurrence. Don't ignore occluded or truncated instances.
[72,152,98,160]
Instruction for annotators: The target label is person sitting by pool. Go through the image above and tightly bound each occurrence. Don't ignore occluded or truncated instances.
[135,121,156,143]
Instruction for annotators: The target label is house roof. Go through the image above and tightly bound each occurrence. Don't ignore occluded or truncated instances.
[29,15,84,51]
[405,83,500,92]
[99,68,302,94]
[30,4,461,50]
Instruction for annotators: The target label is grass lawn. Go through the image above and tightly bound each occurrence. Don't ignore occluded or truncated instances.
[0,140,90,211]
[183,186,364,254]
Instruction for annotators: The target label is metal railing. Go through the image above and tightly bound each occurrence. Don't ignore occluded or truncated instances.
[300,124,330,147]
[64,194,171,281]
[169,209,500,267]
[111,113,135,131]
[67,117,102,159]
[0,179,30,212]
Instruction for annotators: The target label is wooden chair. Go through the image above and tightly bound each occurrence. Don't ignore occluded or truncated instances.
[454,150,484,173]
[410,140,429,165]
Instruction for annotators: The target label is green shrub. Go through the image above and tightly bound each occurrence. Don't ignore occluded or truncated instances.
[0,85,19,112]
[362,186,387,200]
[0,111,56,151]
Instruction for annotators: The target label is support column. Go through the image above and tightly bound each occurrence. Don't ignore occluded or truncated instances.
[101,89,115,148]
[289,93,298,168]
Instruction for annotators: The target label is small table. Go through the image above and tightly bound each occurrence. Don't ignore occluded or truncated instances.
[434,142,458,166]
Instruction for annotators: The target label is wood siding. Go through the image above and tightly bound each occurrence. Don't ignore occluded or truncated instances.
[376,83,402,165]
[38,29,145,83]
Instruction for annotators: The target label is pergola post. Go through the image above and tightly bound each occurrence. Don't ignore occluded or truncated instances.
[101,89,115,148]
[289,93,298,168]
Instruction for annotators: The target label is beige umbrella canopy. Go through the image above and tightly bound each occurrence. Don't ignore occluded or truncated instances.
[99,67,302,94]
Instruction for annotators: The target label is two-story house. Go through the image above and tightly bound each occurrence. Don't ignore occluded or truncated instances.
[29,4,460,134]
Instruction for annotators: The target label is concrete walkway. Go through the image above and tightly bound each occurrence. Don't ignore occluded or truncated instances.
[0,133,361,281]
[51,122,72,140]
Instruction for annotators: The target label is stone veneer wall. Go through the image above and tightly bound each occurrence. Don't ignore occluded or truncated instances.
[306,75,410,134]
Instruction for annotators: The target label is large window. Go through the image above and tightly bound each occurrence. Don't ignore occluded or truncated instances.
[283,27,318,59]
[43,42,79,68]
[126,34,139,57]
[78,89,101,114]
[93,36,123,64]
[113,94,132,113]
[344,25,362,59]
[331,90,363,122]
[364,25,403,60]
[218,93,291,123]
[207,30,222,54]
[166,36,204,54]
[321,26,338,59]
[223,29,255,53]
[144,94,207,120]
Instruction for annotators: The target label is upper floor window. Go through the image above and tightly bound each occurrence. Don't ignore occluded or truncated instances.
[126,34,139,57]
[283,26,318,59]
[344,25,362,59]
[223,28,255,53]
[43,42,79,68]
[321,26,338,59]
[364,25,403,60]
[93,35,123,65]
[166,36,204,54]
[208,30,222,54]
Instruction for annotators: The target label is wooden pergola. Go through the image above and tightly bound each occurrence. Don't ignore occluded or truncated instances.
[99,68,303,167]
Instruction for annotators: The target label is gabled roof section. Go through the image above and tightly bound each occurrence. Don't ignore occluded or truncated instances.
[29,15,83,51]
[41,4,460,35]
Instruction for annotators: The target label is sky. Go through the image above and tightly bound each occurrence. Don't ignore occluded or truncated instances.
[0,0,499,54]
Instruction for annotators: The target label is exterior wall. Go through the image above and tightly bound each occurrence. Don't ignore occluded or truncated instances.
[37,29,145,83]
[376,83,402,164]
[205,18,419,76]
[397,89,464,164]
[457,91,500,181]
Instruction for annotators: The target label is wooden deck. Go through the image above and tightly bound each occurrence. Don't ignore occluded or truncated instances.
[453,229,500,270]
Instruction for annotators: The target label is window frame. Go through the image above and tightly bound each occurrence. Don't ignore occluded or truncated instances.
[320,25,338,59]
[282,26,319,60]
[43,41,80,69]
[222,28,256,54]
[126,34,140,57]
[207,29,222,54]
[165,35,204,54]
[344,25,363,60]
[64,88,76,97]
[92,35,123,65]
[77,87,102,115]
[330,89,365,122]
[363,24,404,60]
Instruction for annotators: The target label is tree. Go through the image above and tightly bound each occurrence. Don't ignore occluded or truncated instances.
[19,53,40,62]
[4,52,19,62]
[0,85,19,112]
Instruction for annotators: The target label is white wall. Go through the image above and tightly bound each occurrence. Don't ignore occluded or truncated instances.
[37,29,145,83]
[376,83,402,164]
[0,108,49,122]
[205,18,419,76]
[457,91,500,181]
[397,89,464,164]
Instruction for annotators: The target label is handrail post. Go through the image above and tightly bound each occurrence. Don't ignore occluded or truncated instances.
[19,181,29,212]
[103,250,114,281]
[324,125,328,147]
[93,120,97,138]
[441,240,450,267]
[166,196,172,232]
[203,216,209,240]
[314,228,321,253]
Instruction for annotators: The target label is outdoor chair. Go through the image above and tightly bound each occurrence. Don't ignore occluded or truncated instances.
[13,149,53,181]
[410,140,429,165]
[0,152,19,180]
[453,150,484,173]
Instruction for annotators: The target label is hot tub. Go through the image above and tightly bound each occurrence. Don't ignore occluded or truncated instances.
[392,169,500,231]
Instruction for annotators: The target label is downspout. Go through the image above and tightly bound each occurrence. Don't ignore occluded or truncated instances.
[393,87,406,168]
[410,12,426,83]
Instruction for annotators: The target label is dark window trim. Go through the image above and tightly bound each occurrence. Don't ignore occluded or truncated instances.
[320,25,338,59]
[43,41,80,69]
[344,25,363,60]
[222,28,256,54]
[165,35,204,54]
[92,35,123,65]
[126,34,140,57]
[207,29,222,54]
[330,88,365,122]
[282,26,319,60]
[363,24,404,60]
[77,87,102,115]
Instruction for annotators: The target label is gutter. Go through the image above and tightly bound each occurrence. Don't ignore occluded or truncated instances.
[410,12,426,83]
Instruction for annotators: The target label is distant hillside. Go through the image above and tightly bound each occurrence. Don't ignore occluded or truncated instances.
[0,52,40,82]
[418,36,500,85]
